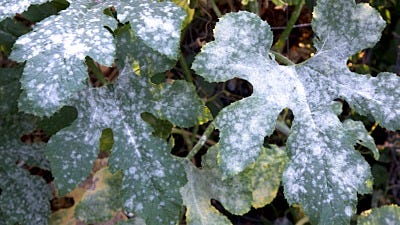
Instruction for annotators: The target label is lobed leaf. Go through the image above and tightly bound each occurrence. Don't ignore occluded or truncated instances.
[46,64,210,225]
[192,0,399,223]
[0,0,50,21]
[181,145,288,225]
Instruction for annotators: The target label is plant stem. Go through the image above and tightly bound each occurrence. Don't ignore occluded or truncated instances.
[272,0,305,53]
[179,54,193,83]
[187,122,215,160]
[85,56,108,85]
[209,0,222,17]
[246,0,259,15]
[270,50,295,65]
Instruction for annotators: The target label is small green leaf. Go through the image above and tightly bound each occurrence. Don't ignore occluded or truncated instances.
[141,112,173,139]
[358,205,400,225]
[181,145,288,225]
[0,0,51,21]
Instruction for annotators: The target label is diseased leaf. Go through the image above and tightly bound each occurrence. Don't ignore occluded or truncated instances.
[75,167,123,223]
[0,113,49,170]
[47,65,210,225]
[181,145,288,225]
[357,205,400,225]
[112,0,185,60]
[10,0,186,116]
[0,167,52,225]
[192,0,399,223]
[0,0,50,21]
[10,1,117,116]
[0,115,50,225]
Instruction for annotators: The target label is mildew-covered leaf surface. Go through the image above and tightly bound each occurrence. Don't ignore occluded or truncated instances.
[181,145,288,225]
[0,114,51,225]
[46,65,211,225]
[0,0,50,21]
[9,0,185,116]
[192,0,400,224]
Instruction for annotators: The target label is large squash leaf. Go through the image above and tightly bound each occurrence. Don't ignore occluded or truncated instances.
[192,0,399,223]
[46,65,211,225]
[181,145,288,225]
[0,0,50,21]
[10,0,185,116]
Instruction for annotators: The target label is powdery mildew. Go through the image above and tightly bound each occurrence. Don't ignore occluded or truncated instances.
[192,0,400,223]
[46,64,210,225]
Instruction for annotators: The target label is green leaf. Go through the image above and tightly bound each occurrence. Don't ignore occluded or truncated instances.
[0,66,23,116]
[112,0,185,60]
[75,168,123,223]
[0,0,51,21]
[10,1,118,116]
[358,205,400,225]
[10,0,186,116]
[0,115,51,225]
[46,65,210,225]
[192,1,398,223]
[181,145,288,225]
[0,167,52,225]
[0,113,49,170]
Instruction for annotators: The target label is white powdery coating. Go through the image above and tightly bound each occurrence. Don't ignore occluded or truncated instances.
[0,0,49,21]
[193,2,394,223]
[10,2,117,116]
[114,1,185,59]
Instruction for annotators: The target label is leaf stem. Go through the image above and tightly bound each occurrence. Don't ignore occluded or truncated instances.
[179,54,194,83]
[272,0,305,53]
[209,0,222,17]
[186,122,215,160]
[270,50,295,65]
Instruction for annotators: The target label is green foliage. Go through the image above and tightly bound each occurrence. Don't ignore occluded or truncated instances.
[358,205,400,224]
[1,0,399,225]
[192,0,400,223]
[0,114,51,225]
[181,145,288,225]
